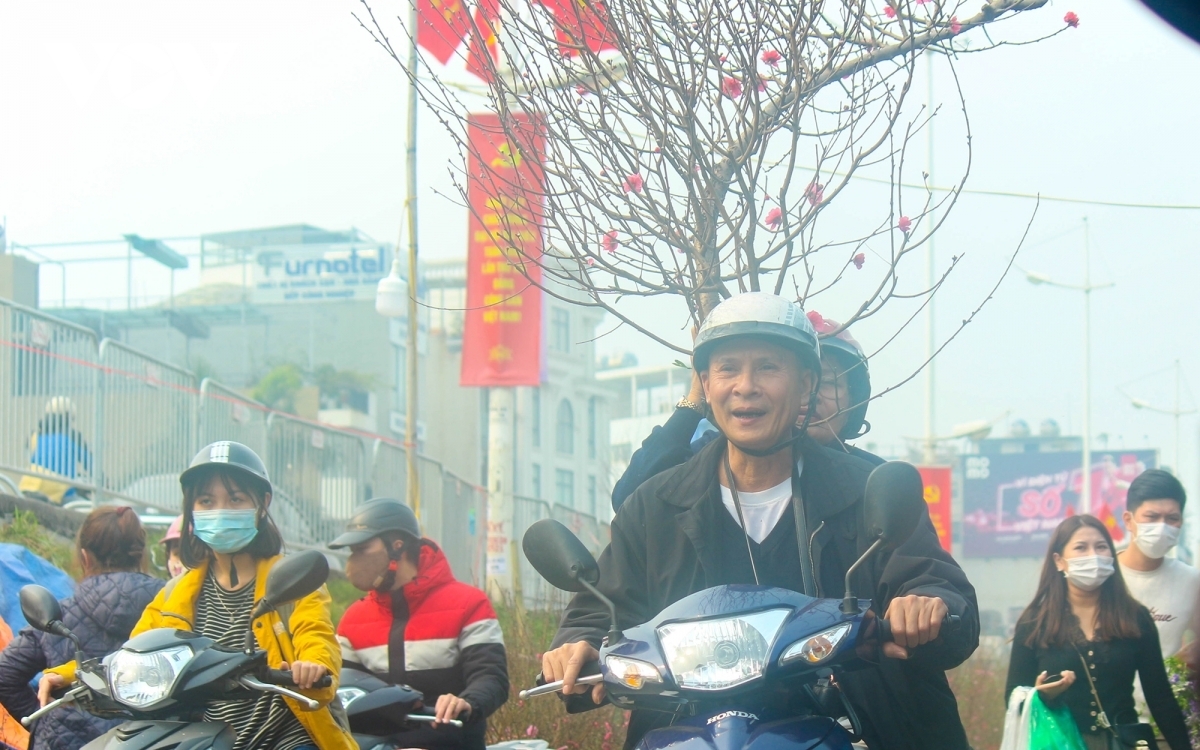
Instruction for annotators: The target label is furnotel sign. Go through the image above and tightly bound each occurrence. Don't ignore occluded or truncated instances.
[252,244,391,304]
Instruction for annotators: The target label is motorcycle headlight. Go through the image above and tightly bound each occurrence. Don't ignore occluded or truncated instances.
[780,623,853,666]
[605,656,662,690]
[337,686,368,708]
[657,609,789,690]
[108,645,193,707]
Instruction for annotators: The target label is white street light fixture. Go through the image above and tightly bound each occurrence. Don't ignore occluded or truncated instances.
[375,258,408,318]
[1121,360,1196,471]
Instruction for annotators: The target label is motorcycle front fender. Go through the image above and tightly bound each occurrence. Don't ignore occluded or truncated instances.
[81,721,236,750]
[636,711,852,750]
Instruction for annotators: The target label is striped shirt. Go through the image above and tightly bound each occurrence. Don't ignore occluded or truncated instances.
[194,573,313,750]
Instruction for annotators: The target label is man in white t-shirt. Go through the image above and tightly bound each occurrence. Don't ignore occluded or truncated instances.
[1117,469,1200,657]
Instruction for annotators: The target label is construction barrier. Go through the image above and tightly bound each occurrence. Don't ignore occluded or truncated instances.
[0,298,611,591]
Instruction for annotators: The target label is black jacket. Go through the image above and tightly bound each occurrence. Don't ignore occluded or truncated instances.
[1005,608,1189,750]
[0,572,164,750]
[559,436,979,750]
[612,406,885,512]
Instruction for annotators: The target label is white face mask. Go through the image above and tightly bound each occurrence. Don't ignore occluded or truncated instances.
[1133,522,1181,560]
[1062,555,1115,591]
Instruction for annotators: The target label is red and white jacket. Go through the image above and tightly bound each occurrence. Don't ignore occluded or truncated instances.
[336,543,508,747]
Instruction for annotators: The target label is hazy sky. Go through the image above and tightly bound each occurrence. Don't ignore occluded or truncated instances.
[4,2,1200,529]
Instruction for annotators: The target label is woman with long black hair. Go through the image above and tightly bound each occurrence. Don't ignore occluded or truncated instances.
[1005,513,1189,750]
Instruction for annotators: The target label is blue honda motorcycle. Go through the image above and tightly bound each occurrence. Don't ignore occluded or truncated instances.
[519,461,958,750]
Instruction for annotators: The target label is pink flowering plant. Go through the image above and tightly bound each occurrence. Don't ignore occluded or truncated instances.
[359,0,1070,354]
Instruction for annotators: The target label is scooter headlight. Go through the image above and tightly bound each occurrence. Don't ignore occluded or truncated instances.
[779,623,852,666]
[108,645,193,707]
[337,686,368,708]
[657,609,789,690]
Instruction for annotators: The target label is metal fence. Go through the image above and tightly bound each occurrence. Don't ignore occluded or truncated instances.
[0,297,610,588]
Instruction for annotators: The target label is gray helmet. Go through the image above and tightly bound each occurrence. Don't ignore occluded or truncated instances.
[693,292,821,374]
[329,497,421,550]
[180,441,271,494]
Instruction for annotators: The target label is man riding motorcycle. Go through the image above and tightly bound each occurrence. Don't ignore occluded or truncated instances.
[331,498,508,750]
[542,292,980,750]
[611,310,881,512]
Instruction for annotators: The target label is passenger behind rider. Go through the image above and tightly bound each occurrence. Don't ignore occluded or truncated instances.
[160,514,186,578]
[38,441,355,750]
[611,310,880,513]
[543,292,980,750]
[0,506,164,750]
[331,498,509,750]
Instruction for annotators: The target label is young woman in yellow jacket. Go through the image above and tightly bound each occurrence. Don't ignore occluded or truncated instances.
[40,442,355,750]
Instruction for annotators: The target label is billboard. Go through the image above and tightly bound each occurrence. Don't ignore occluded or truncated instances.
[252,243,392,304]
[918,466,953,553]
[962,450,1156,558]
[460,112,546,387]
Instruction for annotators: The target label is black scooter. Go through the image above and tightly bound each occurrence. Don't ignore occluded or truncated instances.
[339,666,463,750]
[20,550,337,749]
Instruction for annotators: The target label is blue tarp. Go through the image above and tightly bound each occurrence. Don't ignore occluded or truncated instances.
[0,543,75,633]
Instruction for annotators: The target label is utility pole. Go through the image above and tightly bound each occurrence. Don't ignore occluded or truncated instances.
[403,0,422,516]
[486,387,515,601]
[923,51,937,465]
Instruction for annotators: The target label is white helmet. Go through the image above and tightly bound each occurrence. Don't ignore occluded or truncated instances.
[44,396,76,417]
[692,292,821,374]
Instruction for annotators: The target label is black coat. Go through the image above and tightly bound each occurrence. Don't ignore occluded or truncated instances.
[0,572,165,750]
[555,436,979,750]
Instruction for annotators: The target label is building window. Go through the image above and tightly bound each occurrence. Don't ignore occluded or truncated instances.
[556,469,575,507]
[587,475,597,516]
[552,308,570,352]
[531,463,542,500]
[556,399,574,454]
[532,388,541,448]
[587,396,597,459]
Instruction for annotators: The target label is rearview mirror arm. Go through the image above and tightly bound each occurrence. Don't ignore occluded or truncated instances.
[840,537,885,616]
[576,578,622,645]
[246,598,275,654]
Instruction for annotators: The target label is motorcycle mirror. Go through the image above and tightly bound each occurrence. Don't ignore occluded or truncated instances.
[20,585,64,633]
[864,461,926,548]
[523,519,623,644]
[840,461,927,615]
[252,550,330,620]
[522,519,599,593]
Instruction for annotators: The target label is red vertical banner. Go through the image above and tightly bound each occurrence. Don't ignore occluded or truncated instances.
[918,466,953,552]
[460,112,545,387]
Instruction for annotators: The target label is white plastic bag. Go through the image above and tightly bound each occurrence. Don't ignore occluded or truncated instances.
[999,685,1033,750]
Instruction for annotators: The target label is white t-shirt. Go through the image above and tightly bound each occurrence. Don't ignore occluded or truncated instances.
[1120,556,1200,656]
[720,478,793,544]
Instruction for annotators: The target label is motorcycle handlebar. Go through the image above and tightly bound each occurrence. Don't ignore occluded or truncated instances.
[262,669,333,689]
[875,614,961,643]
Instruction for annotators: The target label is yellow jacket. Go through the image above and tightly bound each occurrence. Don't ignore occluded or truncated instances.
[48,556,356,750]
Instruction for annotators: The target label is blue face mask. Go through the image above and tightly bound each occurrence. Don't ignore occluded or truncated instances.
[192,509,260,554]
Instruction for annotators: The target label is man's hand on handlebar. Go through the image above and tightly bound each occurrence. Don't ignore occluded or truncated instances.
[434,693,472,724]
[279,660,329,690]
[37,673,66,707]
[541,642,606,704]
[881,595,948,659]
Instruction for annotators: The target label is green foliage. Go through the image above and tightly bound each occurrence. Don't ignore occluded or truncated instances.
[327,571,364,623]
[312,365,374,396]
[250,363,305,413]
[1162,656,1200,746]
[946,644,1010,750]
[0,509,79,578]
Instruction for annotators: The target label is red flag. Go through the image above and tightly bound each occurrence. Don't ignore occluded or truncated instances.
[539,0,617,56]
[917,466,953,553]
[460,113,547,387]
[465,0,500,83]
[417,0,473,64]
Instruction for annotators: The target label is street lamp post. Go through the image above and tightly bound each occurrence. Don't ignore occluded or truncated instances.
[1128,360,1196,471]
[1026,218,1112,514]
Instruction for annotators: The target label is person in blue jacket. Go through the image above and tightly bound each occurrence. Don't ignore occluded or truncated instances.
[612,311,882,512]
[0,506,164,750]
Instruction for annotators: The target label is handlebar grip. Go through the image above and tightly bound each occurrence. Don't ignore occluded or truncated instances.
[876,613,960,643]
[263,669,333,689]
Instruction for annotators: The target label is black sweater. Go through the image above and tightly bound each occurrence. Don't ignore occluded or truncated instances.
[1004,607,1189,750]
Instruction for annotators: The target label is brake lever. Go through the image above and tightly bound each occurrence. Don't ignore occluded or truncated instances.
[519,673,604,700]
[22,686,87,728]
[240,675,319,710]
[405,713,465,728]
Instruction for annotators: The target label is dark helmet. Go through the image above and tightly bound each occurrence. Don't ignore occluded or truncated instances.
[808,311,872,440]
[692,292,821,374]
[328,497,421,550]
[180,441,271,494]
